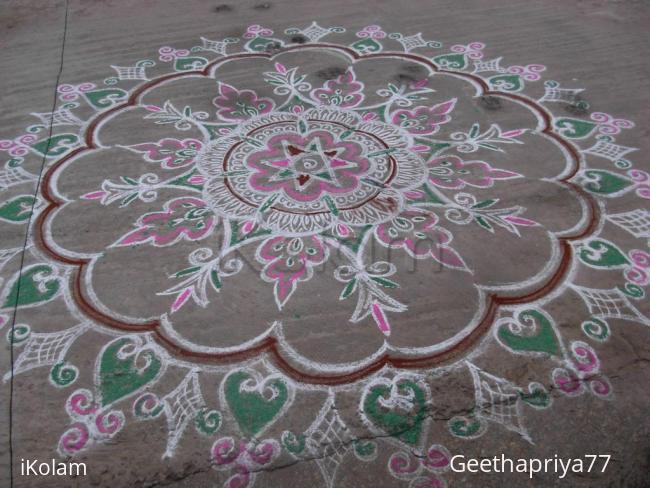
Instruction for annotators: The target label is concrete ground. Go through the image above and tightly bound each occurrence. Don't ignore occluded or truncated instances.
[1,0,649,486]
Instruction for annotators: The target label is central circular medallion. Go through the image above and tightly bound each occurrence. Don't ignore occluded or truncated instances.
[198,108,424,235]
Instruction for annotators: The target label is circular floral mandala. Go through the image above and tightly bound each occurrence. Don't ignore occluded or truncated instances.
[2,22,648,487]
[34,32,601,383]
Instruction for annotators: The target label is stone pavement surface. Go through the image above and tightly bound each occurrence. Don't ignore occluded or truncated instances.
[1,0,649,486]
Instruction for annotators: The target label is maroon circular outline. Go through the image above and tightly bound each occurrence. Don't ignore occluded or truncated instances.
[35,43,599,385]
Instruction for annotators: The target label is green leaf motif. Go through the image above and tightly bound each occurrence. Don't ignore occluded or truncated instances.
[363,379,427,446]
[0,195,36,223]
[370,277,398,289]
[496,309,560,356]
[98,337,162,407]
[340,278,357,299]
[210,269,222,290]
[475,215,493,231]
[554,118,597,139]
[471,198,498,209]
[578,240,629,268]
[2,264,60,309]
[224,371,289,438]
[169,170,205,190]
[174,266,201,278]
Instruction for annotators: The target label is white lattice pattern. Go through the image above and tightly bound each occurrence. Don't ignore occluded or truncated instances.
[0,166,36,192]
[5,325,86,380]
[473,57,504,73]
[111,65,149,80]
[0,247,22,272]
[162,372,205,457]
[468,363,530,441]
[582,140,636,162]
[571,285,650,325]
[539,86,584,104]
[607,209,650,243]
[291,22,336,43]
[200,37,231,55]
[393,33,428,52]
[306,394,353,488]
[31,108,82,127]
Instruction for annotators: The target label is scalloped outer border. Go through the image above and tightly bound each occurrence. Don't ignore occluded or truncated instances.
[35,43,600,385]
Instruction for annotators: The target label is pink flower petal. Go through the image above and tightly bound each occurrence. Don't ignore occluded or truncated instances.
[371,303,391,336]
[405,190,425,199]
[275,62,287,74]
[81,191,107,200]
[188,175,206,184]
[503,215,538,226]
[411,144,429,152]
[116,228,148,246]
[501,129,526,138]
[219,82,237,96]
[336,224,351,237]
[489,169,520,179]
[242,220,256,235]
[171,288,193,313]
[431,98,457,115]
[434,245,469,271]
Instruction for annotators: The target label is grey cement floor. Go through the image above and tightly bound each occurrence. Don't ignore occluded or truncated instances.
[1,0,649,487]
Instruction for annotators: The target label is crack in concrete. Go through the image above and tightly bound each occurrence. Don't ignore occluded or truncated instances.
[7,1,70,487]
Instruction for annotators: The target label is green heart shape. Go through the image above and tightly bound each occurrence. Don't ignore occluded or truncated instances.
[583,170,632,195]
[433,53,467,69]
[363,379,427,446]
[497,309,560,356]
[245,37,284,52]
[32,133,79,157]
[489,74,523,92]
[224,371,289,438]
[579,239,629,268]
[174,57,208,71]
[0,195,36,223]
[351,38,382,54]
[84,88,127,109]
[2,264,60,309]
[98,337,162,406]
[554,118,597,139]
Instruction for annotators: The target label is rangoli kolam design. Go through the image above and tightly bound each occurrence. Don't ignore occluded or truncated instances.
[2,23,649,487]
